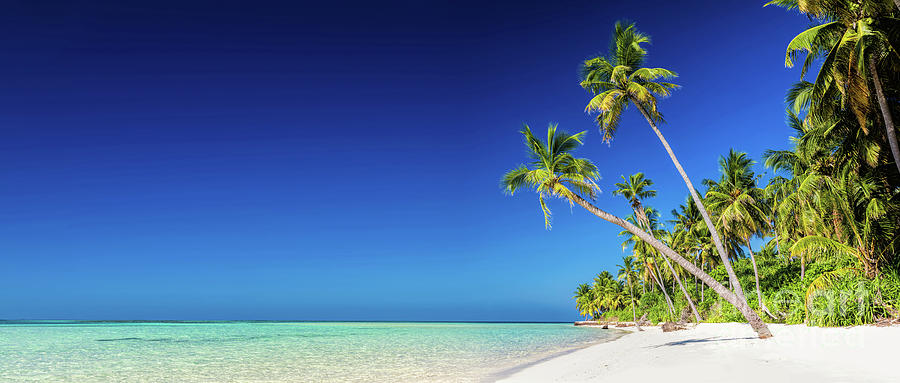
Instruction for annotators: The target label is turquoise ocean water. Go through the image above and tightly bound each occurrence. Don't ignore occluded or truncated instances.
[0,321,620,382]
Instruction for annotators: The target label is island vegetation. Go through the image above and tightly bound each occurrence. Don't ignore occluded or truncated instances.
[502,0,900,338]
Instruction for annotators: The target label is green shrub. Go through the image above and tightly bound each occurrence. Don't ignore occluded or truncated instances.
[636,291,672,323]
[766,280,806,324]
[804,270,875,326]
[874,269,900,315]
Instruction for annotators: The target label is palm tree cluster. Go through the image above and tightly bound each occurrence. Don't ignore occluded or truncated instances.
[502,5,900,334]
[573,272,626,320]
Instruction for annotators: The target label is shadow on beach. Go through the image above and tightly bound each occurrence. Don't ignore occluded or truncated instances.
[648,336,756,348]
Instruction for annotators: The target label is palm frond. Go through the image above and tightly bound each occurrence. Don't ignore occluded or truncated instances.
[790,235,860,265]
[785,21,843,69]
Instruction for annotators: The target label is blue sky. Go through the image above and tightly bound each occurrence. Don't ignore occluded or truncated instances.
[0,1,808,321]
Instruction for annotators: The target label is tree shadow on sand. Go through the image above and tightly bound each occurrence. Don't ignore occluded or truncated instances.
[648,336,756,348]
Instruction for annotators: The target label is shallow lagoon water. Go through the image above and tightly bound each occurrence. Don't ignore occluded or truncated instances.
[0,321,620,382]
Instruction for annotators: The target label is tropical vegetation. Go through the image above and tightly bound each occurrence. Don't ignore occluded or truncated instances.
[503,4,900,338]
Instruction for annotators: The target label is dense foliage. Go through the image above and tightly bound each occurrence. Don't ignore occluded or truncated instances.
[572,1,900,327]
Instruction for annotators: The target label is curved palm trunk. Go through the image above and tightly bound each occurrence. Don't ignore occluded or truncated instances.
[660,253,702,322]
[568,193,772,338]
[649,263,676,317]
[746,239,775,318]
[631,100,749,303]
[869,57,900,176]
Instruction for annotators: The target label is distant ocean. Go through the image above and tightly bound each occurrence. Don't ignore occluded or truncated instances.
[0,321,620,382]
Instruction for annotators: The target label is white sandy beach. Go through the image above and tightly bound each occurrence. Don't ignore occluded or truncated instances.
[498,323,900,383]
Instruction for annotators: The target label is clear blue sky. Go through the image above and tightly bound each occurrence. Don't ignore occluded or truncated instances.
[0,0,807,321]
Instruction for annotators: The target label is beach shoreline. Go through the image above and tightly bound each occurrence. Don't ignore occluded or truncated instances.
[487,328,629,382]
[496,322,900,382]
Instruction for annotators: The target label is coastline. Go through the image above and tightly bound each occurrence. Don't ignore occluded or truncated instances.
[488,328,629,382]
[496,322,900,382]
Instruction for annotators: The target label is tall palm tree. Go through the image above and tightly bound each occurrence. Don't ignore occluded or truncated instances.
[579,21,749,304]
[705,150,774,316]
[616,255,642,329]
[767,0,900,174]
[764,125,810,279]
[501,124,773,338]
[764,175,798,265]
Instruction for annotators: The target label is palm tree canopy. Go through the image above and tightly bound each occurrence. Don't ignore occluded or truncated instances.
[616,255,641,287]
[705,150,771,243]
[613,173,657,207]
[579,21,679,142]
[766,0,899,128]
[501,124,600,228]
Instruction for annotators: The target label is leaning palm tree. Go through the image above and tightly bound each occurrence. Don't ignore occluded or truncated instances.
[616,255,642,330]
[579,21,749,304]
[501,123,772,338]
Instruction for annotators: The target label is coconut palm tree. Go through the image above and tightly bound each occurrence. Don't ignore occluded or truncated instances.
[766,0,900,174]
[579,21,749,304]
[501,124,773,338]
[764,126,810,279]
[764,86,867,277]
[705,150,774,316]
[764,175,799,265]
[500,124,600,229]
[616,255,642,329]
